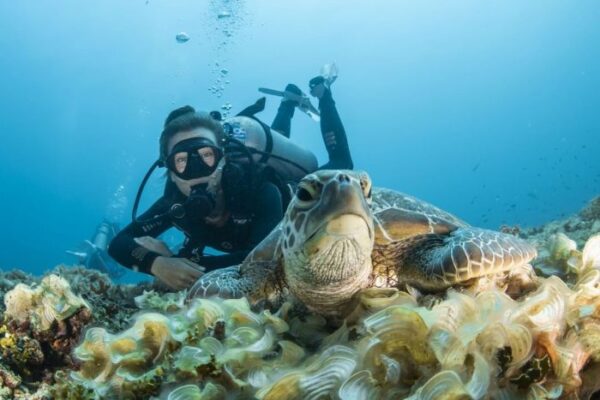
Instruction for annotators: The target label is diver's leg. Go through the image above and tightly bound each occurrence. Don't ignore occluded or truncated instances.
[310,77,354,170]
[271,84,303,138]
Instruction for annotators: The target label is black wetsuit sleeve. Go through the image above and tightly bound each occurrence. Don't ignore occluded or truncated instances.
[318,90,354,170]
[108,197,173,275]
[196,182,283,271]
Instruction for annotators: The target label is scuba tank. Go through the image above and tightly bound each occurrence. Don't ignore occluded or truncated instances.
[92,221,114,251]
[66,221,125,279]
[221,96,318,183]
[222,115,317,183]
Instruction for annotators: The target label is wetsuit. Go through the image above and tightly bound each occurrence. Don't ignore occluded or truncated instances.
[271,88,353,170]
[108,179,283,275]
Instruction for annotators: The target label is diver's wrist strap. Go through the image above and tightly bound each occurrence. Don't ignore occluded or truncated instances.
[135,250,161,275]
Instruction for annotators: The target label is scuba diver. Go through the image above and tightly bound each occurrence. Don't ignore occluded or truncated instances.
[108,67,353,290]
[67,220,126,280]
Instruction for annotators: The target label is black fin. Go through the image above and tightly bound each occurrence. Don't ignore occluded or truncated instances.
[237,97,266,117]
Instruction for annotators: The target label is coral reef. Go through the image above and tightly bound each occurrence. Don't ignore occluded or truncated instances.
[2,274,92,363]
[60,297,291,399]
[521,198,600,283]
[4,274,91,332]
[0,275,91,398]
[0,265,156,332]
[580,196,600,221]
[49,265,157,332]
[134,290,187,313]
[0,197,599,399]
[522,196,600,249]
[0,270,36,315]
[0,266,159,398]
[35,234,600,399]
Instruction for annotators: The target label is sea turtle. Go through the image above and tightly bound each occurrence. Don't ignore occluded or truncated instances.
[188,170,537,316]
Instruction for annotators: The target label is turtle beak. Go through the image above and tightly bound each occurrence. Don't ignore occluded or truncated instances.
[306,172,374,243]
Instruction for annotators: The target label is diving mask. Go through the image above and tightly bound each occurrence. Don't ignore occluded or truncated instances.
[166,137,222,180]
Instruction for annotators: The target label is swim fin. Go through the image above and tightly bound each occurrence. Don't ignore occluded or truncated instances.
[66,250,88,262]
[258,87,320,122]
[320,62,338,88]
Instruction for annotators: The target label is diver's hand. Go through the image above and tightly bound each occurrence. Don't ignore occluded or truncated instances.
[134,236,174,257]
[150,256,204,291]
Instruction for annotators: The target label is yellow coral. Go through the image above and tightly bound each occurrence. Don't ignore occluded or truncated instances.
[70,296,292,398]
[0,335,16,350]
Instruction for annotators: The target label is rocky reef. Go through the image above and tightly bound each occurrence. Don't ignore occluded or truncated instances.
[521,196,600,249]
[0,274,91,399]
[0,265,156,332]
[0,266,157,399]
[0,198,599,399]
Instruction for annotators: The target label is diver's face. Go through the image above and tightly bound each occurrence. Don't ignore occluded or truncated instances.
[168,127,218,173]
[167,127,220,197]
[172,146,216,173]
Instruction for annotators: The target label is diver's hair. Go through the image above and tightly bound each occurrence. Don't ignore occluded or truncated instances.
[159,109,224,163]
[164,105,195,127]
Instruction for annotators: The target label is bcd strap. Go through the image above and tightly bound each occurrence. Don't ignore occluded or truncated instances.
[256,120,273,164]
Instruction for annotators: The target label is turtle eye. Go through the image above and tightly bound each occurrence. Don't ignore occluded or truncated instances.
[296,187,313,202]
[360,178,372,200]
[365,187,373,206]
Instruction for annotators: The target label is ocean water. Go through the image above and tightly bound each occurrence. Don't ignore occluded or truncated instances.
[0,0,598,278]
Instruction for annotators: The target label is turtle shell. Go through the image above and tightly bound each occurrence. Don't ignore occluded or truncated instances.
[370,188,467,245]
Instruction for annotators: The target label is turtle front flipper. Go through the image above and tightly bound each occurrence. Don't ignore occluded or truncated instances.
[187,223,287,305]
[389,227,537,291]
[187,265,246,299]
[187,261,285,305]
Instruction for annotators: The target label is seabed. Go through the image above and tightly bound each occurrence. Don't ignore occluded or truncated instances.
[0,197,599,400]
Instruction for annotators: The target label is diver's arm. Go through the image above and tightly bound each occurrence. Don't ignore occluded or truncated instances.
[197,251,249,272]
[196,182,283,272]
[107,197,173,274]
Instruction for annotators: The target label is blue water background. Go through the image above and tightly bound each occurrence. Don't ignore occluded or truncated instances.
[0,1,598,277]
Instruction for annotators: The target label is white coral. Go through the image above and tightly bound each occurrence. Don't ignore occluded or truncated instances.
[4,274,90,331]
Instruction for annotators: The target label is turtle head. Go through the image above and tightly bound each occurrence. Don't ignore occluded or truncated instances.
[281,170,374,315]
